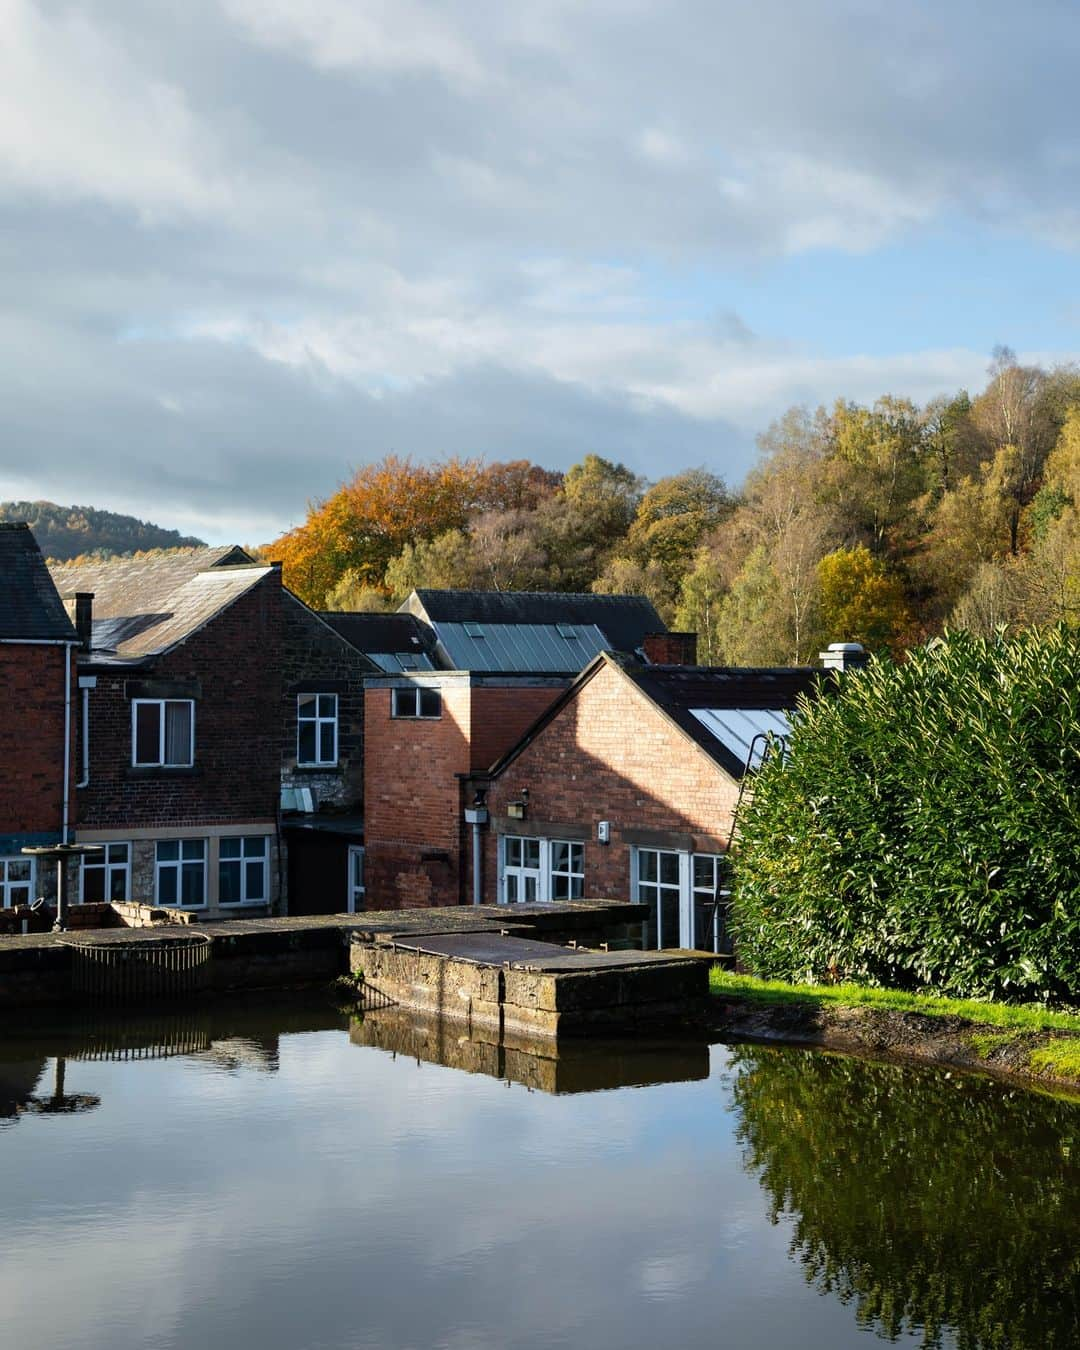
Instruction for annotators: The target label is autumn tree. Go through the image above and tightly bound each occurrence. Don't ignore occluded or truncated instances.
[818,545,911,652]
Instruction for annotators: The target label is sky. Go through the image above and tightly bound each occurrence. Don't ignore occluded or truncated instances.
[4,0,1080,545]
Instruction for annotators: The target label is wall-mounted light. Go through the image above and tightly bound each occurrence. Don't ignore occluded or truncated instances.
[507,786,529,820]
[597,820,611,844]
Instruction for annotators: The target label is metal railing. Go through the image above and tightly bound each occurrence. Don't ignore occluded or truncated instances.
[62,933,213,1000]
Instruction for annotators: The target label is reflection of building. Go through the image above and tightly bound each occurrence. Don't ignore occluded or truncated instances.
[350,1007,709,1095]
[0,1059,49,1123]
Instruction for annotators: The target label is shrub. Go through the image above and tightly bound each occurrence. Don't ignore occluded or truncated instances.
[732,627,1080,1002]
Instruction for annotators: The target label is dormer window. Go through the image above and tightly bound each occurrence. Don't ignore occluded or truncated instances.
[132,699,194,768]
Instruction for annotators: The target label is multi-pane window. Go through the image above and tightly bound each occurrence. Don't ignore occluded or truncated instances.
[132,699,194,767]
[297,694,338,766]
[549,841,585,900]
[503,836,541,903]
[155,839,206,907]
[348,845,365,913]
[502,836,584,903]
[0,858,34,908]
[219,837,269,906]
[391,687,441,719]
[80,843,130,903]
[636,848,682,949]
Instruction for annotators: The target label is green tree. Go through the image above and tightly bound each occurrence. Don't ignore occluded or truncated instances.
[818,545,911,652]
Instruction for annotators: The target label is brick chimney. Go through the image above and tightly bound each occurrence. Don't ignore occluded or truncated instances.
[63,592,94,651]
[642,631,698,666]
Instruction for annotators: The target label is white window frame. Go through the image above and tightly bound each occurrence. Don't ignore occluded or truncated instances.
[131,699,195,768]
[154,839,207,908]
[297,693,339,767]
[631,848,726,950]
[499,836,584,904]
[218,836,270,907]
[0,856,35,909]
[79,843,131,903]
[348,845,365,914]
[391,686,442,719]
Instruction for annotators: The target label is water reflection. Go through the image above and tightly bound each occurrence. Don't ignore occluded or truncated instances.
[351,1007,710,1094]
[731,1046,1080,1349]
[0,999,1077,1350]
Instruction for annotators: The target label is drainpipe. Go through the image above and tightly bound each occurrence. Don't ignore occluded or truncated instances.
[464,793,488,906]
[62,646,72,844]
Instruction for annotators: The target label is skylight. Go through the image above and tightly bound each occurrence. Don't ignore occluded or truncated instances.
[463,622,485,638]
[556,624,578,639]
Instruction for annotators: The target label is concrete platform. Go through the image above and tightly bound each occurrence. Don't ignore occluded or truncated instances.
[350,927,713,1039]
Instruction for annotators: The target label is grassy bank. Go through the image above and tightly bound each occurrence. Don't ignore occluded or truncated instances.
[709,968,1080,1035]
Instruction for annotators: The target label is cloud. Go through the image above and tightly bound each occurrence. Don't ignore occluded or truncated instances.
[3,0,1080,540]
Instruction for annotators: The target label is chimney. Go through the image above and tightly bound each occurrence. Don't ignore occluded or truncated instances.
[642,632,698,666]
[820,641,868,673]
[65,592,94,651]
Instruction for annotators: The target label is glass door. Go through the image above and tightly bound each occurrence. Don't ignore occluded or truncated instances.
[635,849,684,948]
[347,846,365,914]
[502,836,542,903]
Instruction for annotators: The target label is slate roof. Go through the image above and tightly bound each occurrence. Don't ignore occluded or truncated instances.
[320,612,438,671]
[0,523,77,641]
[486,653,822,781]
[621,662,821,778]
[402,588,666,672]
[48,546,270,663]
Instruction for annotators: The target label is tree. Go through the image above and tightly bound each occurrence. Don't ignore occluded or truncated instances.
[818,545,910,652]
[384,529,477,598]
[590,556,670,617]
[823,396,928,552]
[624,468,735,602]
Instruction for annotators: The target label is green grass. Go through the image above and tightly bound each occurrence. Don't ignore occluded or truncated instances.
[709,968,1080,1034]
[969,1029,1024,1059]
[1030,1040,1080,1078]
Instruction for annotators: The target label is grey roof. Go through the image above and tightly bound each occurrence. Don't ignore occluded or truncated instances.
[48,547,270,662]
[0,523,77,641]
[320,612,438,671]
[623,663,820,777]
[434,621,610,673]
[405,589,665,655]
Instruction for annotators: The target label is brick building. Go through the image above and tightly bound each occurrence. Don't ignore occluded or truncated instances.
[470,653,820,950]
[0,524,79,909]
[361,590,671,910]
[50,548,283,917]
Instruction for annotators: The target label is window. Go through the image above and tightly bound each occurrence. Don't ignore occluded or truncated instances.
[0,857,34,908]
[132,700,194,768]
[297,694,338,766]
[549,840,585,900]
[348,845,365,914]
[155,839,206,907]
[463,622,485,638]
[631,849,728,951]
[80,843,130,903]
[219,836,269,906]
[501,836,584,903]
[392,687,441,719]
[556,624,578,640]
[635,848,682,948]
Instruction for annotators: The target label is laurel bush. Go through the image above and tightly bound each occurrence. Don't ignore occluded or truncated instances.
[732,627,1080,1003]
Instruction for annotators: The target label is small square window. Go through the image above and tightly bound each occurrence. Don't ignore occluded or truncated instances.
[392,687,442,719]
[132,700,194,768]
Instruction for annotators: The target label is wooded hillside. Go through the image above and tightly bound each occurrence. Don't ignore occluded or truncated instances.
[0,501,205,562]
[268,348,1080,662]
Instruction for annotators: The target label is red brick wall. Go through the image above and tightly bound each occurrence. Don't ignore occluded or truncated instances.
[362,680,566,909]
[468,685,563,771]
[0,644,73,839]
[479,659,738,902]
[76,574,281,830]
[363,682,472,908]
[642,632,698,665]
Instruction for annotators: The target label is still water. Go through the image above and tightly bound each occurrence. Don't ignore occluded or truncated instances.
[1,996,1078,1350]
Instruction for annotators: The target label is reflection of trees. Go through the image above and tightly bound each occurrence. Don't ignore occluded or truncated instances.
[731,1047,1080,1349]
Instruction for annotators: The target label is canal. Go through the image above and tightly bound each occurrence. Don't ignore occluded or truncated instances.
[1,995,1077,1349]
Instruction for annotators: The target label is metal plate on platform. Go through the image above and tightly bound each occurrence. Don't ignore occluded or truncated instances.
[386,932,573,966]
